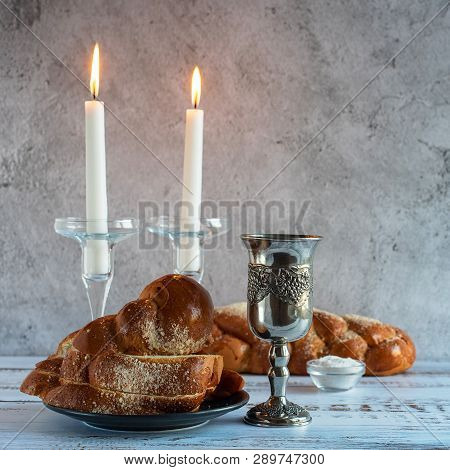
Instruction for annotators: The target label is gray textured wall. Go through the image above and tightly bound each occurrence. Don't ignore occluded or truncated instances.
[0,0,449,358]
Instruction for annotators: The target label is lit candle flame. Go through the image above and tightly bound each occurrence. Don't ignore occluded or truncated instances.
[90,43,100,99]
[191,66,201,109]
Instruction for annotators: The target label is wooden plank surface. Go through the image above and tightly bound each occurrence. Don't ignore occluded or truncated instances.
[1,357,449,450]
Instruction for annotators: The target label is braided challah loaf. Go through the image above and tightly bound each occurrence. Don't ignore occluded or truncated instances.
[21,275,244,414]
[202,302,415,376]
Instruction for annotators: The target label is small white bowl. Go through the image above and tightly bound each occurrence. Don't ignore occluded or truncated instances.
[306,359,366,391]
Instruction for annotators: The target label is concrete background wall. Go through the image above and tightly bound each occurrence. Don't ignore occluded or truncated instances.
[0,0,449,358]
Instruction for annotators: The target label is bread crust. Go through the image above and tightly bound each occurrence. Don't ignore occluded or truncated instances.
[207,369,246,399]
[202,303,416,376]
[365,328,416,376]
[88,353,223,396]
[45,382,207,415]
[137,274,214,355]
[20,275,244,414]
[21,349,225,413]
[20,369,60,398]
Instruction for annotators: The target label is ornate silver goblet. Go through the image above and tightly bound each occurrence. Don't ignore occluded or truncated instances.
[241,234,322,427]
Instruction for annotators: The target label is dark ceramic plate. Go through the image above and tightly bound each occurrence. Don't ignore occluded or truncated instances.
[45,390,249,432]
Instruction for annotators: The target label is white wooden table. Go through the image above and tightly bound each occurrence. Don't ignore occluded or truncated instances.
[1,357,449,450]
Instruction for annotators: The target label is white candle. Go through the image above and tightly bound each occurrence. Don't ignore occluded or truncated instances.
[84,43,109,275]
[180,66,203,272]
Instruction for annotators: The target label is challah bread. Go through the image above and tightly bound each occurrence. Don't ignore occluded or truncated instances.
[21,275,243,414]
[63,274,214,358]
[45,383,208,415]
[202,302,415,376]
[123,274,214,355]
[22,353,224,414]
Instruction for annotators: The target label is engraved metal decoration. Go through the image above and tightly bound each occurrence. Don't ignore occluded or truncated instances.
[247,264,311,307]
[241,234,322,427]
[247,264,272,304]
[252,400,309,419]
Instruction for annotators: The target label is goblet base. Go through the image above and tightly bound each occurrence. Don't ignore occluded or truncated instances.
[244,397,311,427]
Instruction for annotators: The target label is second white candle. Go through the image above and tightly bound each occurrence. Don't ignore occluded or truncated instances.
[179,66,203,273]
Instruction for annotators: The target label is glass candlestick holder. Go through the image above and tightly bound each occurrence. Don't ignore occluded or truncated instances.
[54,217,139,320]
[146,216,228,283]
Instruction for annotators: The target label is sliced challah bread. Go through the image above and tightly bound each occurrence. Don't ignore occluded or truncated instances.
[21,275,244,414]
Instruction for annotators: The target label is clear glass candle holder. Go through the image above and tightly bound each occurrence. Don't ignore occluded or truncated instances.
[146,216,228,283]
[54,217,139,320]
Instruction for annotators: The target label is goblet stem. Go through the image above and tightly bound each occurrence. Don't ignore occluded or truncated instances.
[243,339,312,427]
[244,339,311,427]
[268,341,290,400]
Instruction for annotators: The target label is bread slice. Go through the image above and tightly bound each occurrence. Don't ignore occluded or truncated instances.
[45,382,208,415]
[21,367,208,414]
[55,345,223,395]
[20,368,61,398]
[20,350,224,414]
[88,353,223,396]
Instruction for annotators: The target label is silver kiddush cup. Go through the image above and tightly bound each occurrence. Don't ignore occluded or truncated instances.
[241,234,322,427]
